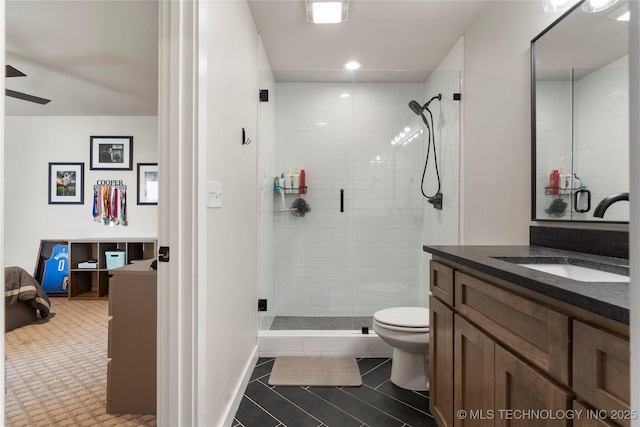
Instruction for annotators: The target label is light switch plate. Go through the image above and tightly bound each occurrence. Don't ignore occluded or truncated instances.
[207,180,222,208]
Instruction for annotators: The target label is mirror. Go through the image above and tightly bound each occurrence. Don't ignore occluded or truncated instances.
[531,0,629,222]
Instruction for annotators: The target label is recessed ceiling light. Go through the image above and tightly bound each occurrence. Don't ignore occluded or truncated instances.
[344,61,361,70]
[339,93,352,99]
[306,0,349,24]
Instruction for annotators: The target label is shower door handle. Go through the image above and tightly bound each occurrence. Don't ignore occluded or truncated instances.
[340,189,344,212]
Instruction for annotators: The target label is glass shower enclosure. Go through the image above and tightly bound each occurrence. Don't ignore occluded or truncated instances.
[257,70,461,333]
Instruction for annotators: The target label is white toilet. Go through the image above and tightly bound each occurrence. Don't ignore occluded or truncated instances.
[373,306,430,391]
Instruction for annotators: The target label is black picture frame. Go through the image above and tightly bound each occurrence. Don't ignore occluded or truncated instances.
[137,163,159,205]
[90,136,133,170]
[48,162,84,204]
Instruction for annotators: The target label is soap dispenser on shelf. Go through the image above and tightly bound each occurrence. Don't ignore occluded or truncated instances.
[300,169,306,194]
[548,169,560,195]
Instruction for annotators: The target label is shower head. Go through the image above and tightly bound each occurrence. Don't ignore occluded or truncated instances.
[408,94,442,116]
[409,100,423,116]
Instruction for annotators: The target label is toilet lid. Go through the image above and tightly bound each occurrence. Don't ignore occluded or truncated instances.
[373,307,429,328]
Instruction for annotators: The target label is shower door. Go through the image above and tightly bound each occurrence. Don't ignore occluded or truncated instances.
[258,71,460,332]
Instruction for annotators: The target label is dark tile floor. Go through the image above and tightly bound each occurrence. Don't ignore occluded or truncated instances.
[232,357,437,427]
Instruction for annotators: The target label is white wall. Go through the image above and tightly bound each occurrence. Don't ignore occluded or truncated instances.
[463,2,566,244]
[4,116,158,270]
[203,2,258,425]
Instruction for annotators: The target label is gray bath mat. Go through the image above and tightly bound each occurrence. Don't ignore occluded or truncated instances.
[268,356,362,387]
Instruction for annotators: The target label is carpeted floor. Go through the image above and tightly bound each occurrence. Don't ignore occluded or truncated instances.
[5,297,156,426]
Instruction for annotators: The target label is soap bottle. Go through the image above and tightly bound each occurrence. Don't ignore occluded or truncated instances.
[300,169,306,194]
[293,168,300,192]
[280,173,286,193]
[274,177,280,194]
[549,170,559,195]
[288,171,295,194]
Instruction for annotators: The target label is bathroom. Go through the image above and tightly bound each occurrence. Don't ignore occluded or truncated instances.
[144,1,639,425]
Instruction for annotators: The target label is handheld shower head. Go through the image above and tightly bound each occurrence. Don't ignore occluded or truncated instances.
[409,100,423,115]
[408,94,442,116]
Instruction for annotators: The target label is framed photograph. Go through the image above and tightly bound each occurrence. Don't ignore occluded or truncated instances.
[48,162,84,204]
[90,136,133,170]
[137,163,158,205]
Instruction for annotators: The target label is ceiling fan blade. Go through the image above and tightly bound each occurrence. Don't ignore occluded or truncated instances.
[6,65,26,78]
[5,89,51,105]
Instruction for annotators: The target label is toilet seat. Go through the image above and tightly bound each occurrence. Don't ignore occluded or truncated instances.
[373,307,429,331]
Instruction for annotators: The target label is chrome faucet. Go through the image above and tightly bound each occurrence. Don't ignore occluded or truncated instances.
[593,192,629,218]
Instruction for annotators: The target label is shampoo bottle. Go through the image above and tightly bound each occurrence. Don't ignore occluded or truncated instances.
[549,170,559,195]
[300,169,306,194]
[280,173,286,193]
[293,168,300,192]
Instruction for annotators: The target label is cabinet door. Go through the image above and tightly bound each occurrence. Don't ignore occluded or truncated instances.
[494,344,573,427]
[454,315,495,427]
[573,321,630,427]
[430,296,455,427]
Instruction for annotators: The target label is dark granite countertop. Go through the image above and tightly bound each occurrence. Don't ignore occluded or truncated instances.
[423,245,630,324]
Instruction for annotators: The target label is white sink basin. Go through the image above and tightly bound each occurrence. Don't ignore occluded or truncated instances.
[519,263,630,282]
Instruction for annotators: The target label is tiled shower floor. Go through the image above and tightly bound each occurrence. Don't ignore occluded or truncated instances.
[269,316,374,331]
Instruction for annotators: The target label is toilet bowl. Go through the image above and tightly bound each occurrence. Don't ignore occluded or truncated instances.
[373,307,429,391]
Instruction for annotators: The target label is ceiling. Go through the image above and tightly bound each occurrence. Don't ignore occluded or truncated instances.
[5,0,489,116]
[5,0,159,116]
[248,0,489,82]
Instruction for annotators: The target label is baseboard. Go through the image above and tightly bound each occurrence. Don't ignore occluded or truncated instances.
[222,344,259,427]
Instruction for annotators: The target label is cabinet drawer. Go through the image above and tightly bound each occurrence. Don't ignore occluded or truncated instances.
[573,321,630,426]
[455,271,570,385]
[431,260,454,307]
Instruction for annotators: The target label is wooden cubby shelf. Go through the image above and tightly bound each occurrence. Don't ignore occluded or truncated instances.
[68,238,157,300]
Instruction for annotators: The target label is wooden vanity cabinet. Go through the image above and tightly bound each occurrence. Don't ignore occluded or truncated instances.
[429,258,630,427]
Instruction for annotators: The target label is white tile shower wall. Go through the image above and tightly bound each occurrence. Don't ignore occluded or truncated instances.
[273,82,426,317]
[535,56,628,221]
[573,56,629,221]
[535,80,573,219]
